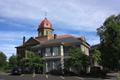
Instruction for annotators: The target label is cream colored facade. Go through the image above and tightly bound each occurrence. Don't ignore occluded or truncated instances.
[16,18,90,73]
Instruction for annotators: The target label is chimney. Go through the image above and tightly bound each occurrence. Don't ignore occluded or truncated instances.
[54,34,57,39]
[23,36,26,44]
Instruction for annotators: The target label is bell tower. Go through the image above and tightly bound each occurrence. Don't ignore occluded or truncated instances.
[38,18,54,37]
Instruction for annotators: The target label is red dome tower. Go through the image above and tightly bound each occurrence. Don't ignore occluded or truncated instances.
[38,18,54,37]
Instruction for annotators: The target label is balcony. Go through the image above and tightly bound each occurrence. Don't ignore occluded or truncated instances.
[43,55,70,60]
[43,56,61,60]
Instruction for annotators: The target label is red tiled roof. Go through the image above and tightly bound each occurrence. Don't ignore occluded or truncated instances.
[56,34,74,39]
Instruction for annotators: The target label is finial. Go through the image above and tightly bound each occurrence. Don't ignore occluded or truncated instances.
[44,11,47,18]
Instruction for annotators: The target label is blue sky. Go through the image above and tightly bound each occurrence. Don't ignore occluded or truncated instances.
[0,0,120,59]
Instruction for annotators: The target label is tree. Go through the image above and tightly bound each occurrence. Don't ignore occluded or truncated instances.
[66,47,89,73]
[26,51,43,68]
[20,50,44,73]
[0,51,7,69]
[9,55,18,68]
[97,14,120,70]
[92,49,101,66]
[30,55,43,74]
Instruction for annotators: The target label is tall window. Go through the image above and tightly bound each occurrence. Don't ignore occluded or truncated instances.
[53,47,59,56]
[64,46,70,56]
[38,50,41,55]
[53,60,60,69]
[45,48,51,56]
[46,31,48,35]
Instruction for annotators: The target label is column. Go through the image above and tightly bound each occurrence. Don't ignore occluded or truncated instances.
[45,62,48,73]
[53,61,55,69]
[25,50,28,59]
[52,47,55,56]
[60,44,64,74]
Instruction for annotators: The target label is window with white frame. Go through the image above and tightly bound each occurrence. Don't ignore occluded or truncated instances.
[45,48,51,56]
[53,47,59,56]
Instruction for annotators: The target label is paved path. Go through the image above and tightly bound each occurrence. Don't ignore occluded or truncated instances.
[0,72,119,80]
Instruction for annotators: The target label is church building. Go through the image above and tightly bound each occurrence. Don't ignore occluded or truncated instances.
[16,17,90,73]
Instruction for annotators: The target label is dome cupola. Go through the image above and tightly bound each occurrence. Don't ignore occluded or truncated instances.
[38,18,54,37]
[39,17,53,29]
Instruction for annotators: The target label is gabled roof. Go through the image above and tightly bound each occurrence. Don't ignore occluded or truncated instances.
[16,37,40,48]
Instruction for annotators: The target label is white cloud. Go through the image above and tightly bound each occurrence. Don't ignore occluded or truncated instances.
[0,31,36,40]
[86,35,100,45]
[0,44,16,56]
[0,31,37,58]
[0,0,119,58]
[0,0,119,32]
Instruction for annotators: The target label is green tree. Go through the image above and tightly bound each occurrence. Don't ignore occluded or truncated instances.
[25,51,43,68]
[9,55,18,68]
[66,47,89,73]
[31,56,43,68]
[97,14,120,70]
[20,50,44,73]
[92,49,101,65]
[0,51,7,69]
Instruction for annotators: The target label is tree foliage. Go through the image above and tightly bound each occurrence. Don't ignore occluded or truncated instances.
[97,14,120,70]
[20,51,44,72]
[92,49,101,65]
[0,51,7,69]
[9,55,18,68]
[65,47,89,73]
